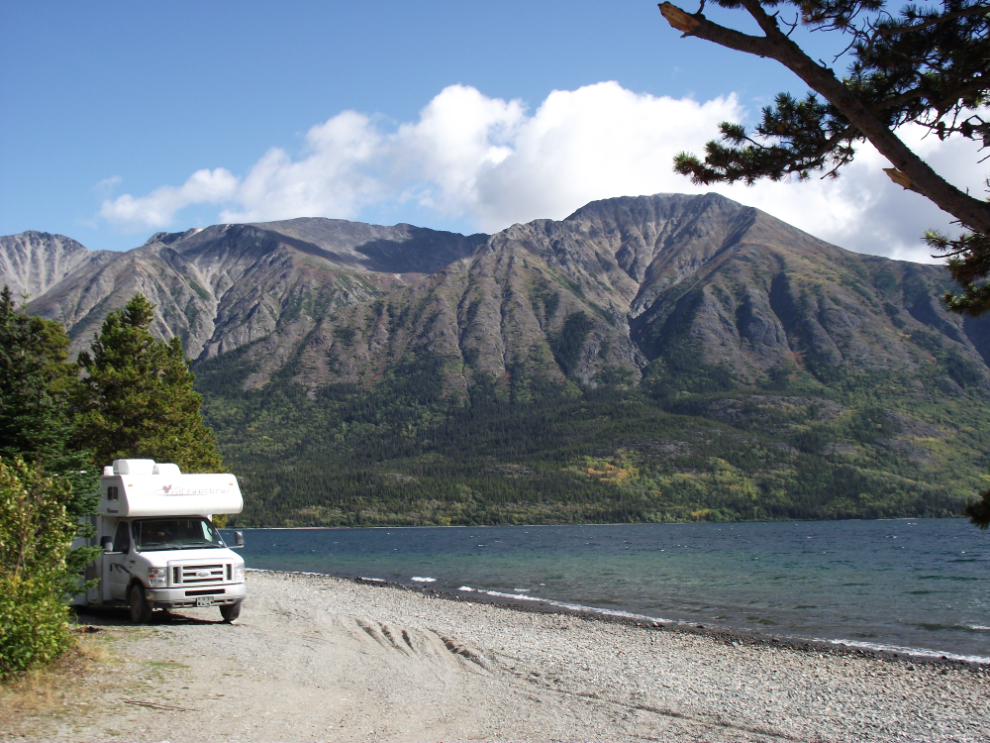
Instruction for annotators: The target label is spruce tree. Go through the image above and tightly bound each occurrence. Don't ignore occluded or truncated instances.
[74,294,224,474]
[0,286,100,597]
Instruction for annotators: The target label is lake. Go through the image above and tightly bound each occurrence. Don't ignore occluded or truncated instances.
[223,518,990,663]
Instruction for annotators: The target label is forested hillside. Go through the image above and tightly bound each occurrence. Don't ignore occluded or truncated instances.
[198,342,987,527]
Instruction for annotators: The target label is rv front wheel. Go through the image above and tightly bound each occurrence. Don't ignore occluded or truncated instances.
[128,584,153,623]
[220,601,241,622]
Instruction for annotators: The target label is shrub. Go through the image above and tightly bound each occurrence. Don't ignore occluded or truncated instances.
[0,458,77,680]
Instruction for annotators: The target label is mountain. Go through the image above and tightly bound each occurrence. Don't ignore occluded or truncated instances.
[4,194,989,527]
[7,220,487,363]
[236,193,989,397]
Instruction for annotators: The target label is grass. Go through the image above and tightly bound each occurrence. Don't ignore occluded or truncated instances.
[0,622,195,739]
[0,627,117,734]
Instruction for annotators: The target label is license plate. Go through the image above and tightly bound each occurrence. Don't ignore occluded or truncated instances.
[196,596,215,607]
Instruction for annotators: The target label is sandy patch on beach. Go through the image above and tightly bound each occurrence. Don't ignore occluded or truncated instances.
[9,571,989,742]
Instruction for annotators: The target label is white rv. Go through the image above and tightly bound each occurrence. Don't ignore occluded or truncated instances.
[81,459,247,623]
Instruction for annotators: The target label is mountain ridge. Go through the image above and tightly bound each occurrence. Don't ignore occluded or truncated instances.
[5,218,487,361]
[4,194,986,393]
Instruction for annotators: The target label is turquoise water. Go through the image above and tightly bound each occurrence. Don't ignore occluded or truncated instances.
[224,519,990,662]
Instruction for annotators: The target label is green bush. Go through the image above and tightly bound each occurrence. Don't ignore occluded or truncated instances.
[0,458,77,680]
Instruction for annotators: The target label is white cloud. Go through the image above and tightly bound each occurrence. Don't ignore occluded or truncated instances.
[448,82,744,232]
[389,84,526,215]
[221,111,384,224]
[96,175,121,195]
[100,168,238,230]
[98,82,986,263]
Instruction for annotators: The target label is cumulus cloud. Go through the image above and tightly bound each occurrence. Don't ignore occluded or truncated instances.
[220,111,385,224]
[98,82,986,263]
[100,168,238,230]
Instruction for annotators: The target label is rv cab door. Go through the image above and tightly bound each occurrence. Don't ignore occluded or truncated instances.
[104,521,133,602]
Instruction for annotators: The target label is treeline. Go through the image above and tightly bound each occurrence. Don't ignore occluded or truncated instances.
[197,347,983,528]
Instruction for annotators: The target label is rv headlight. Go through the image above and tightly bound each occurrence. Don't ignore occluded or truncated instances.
[233,564,245,583]
[147,567,167,588]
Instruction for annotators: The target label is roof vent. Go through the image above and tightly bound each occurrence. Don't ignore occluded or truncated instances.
[152,462,182,477]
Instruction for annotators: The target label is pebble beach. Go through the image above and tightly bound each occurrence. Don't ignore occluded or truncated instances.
[17,570,990,742]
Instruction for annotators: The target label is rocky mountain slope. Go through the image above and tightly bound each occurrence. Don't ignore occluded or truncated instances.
[0,231,113,302]
[248,194,989,399]
[5,194,985,395]
[5,220,486,360]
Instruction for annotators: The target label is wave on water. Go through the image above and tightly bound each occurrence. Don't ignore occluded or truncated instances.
[823,638,990,666]
[411,576,437,583]
[457,585,672,624]
[456,582,990,666]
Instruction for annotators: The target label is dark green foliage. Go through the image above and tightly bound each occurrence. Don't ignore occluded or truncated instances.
[966,487,990,528]
[595,366,636,387]
[763,357,799,391]
[0,288,99,516]
[464,299,483,328]
[0,287,100,598]
[73,294,224,474]
[641,339,736,398]
[874,268,900,297]
[550,312,594,376]
[927,230,990,316]
[529,279,560,329]
[335,327,356,348]
[848,407,902,442]
[883,301,907,329]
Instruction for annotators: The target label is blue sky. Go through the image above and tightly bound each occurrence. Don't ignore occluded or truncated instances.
[1,1,983,262]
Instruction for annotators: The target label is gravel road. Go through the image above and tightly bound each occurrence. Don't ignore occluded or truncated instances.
[18,571,990,742]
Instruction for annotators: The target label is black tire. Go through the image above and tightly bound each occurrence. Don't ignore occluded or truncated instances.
[219,601,242,622]
[128,583,153,623]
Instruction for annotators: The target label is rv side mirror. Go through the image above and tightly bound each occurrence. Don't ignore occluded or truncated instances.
[233,531,245,548]
[100,536,114,553]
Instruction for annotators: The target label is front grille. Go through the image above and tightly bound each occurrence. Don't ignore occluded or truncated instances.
[184,588,226,596]
[170,562,227,587]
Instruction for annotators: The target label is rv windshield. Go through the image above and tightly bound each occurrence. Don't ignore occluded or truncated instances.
[132,518,225,551]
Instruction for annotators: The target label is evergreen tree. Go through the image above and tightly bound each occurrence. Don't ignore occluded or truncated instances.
[0,286,100,597]
[73,294,224,474]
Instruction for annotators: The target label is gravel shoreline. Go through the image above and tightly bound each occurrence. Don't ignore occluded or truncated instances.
[364,575,988,673]
[17,570,990,742]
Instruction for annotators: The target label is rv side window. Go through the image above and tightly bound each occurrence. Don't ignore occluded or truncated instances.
[113,521,130,553]
[107,486,119,501]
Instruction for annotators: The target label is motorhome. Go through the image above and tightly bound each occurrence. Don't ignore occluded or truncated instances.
[80,459,247,623]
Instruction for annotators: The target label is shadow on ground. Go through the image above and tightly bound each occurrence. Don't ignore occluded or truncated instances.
[72,605,227,627]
